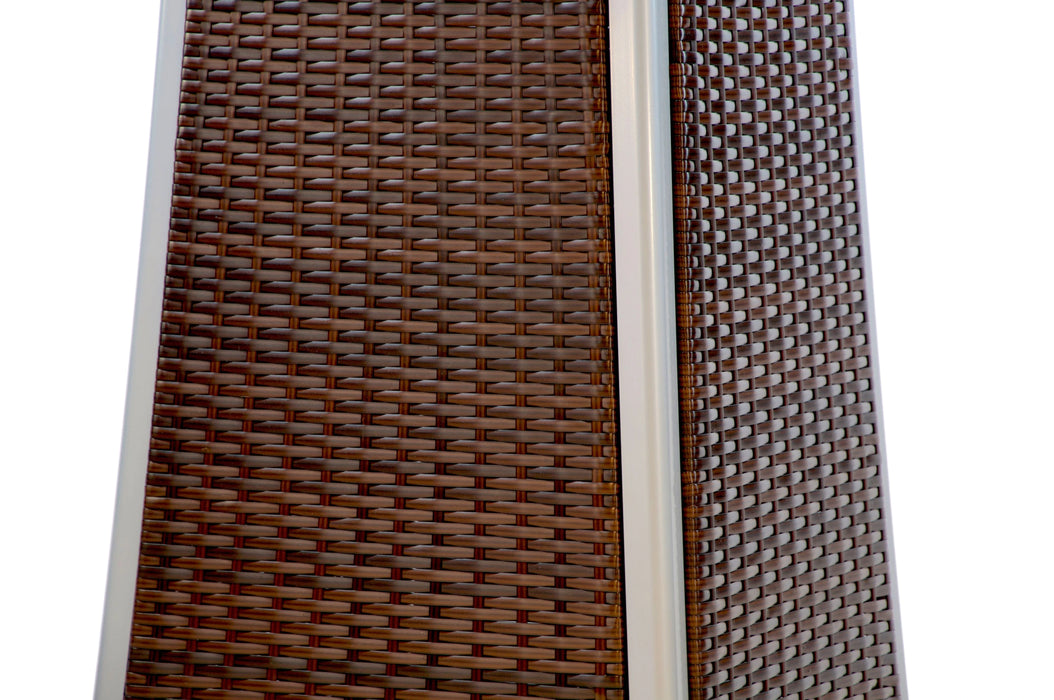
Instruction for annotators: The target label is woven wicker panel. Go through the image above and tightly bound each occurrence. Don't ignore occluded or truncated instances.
[669,2,901,698]
[125,2,623,699]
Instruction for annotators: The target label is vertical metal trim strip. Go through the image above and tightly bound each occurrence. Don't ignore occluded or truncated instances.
[94,1,187,697]
[845,2,910,695]
[608,0,689,697]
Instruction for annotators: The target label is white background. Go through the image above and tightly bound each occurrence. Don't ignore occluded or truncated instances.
[1,1,1051,697]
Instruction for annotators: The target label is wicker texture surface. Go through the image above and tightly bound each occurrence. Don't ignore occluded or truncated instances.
[125,2,623,698]
[669,2,901,698]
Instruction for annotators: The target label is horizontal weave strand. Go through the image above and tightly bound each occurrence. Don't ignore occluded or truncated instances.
[669,2,901,698]
[125,2,624,699]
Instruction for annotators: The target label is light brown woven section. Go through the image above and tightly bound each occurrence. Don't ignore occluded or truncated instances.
[125,2,623,699]
[669,2,901,698]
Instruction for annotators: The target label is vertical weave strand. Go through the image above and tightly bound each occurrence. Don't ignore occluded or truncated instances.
[125,2,624,699]
[669,2,901,698]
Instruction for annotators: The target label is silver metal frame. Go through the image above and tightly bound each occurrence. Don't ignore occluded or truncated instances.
[94,1,187,697]
[845,2,909,696]
[609,0,690,698]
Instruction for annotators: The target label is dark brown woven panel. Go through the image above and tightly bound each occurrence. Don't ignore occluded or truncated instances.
[125,2,623,699]
[669,2,900,698]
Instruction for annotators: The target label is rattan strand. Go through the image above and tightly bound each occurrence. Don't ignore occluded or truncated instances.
[124,2,623,699]
[669,2,901,698]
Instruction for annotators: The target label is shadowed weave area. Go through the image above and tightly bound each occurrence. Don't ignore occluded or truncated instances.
[125,2,624,698]
[669,1,902,698]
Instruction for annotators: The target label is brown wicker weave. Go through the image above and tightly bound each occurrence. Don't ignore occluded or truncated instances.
[669,1,902,698]
[124,2,624,698]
